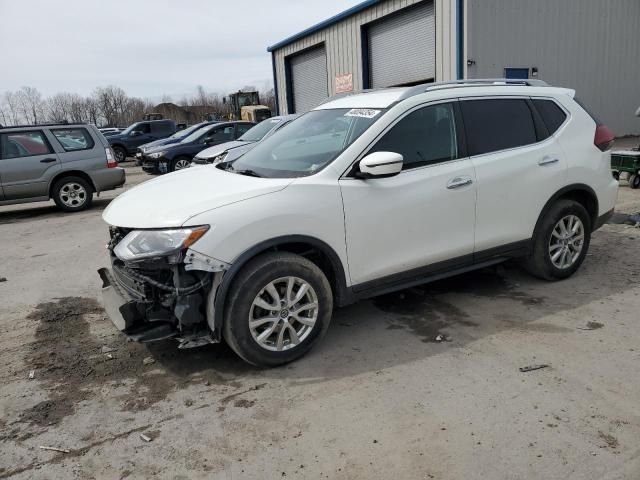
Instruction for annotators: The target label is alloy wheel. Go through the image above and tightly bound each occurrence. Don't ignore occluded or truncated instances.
[548,214,584,269]
[59,182,87,208]
[174,159,191,170]
[249,276,319,352]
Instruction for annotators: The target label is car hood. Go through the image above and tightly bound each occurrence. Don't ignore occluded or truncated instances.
[197,140,253,159]
[141,137,179,150]
[103,166,292,228]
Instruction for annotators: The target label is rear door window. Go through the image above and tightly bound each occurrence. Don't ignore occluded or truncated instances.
[1,131,53,159]
[51,128,95,151]
[460,99,537,156]
[532,99,568,134]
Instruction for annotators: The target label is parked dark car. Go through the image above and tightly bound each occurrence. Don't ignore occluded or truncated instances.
[108,119,177,162]
[141,121,255,174]
[192,115,299,165]
[134,121,218,165]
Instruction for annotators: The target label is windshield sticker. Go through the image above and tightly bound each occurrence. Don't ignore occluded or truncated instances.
[344,108,381,119]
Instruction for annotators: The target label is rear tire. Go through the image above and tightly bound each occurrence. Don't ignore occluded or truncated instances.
[112,146,127,163]
[523,200,591,281]
[52,176,93,212]
[612,171,620,181]
[223,252,333,367]
[629,173,640,189]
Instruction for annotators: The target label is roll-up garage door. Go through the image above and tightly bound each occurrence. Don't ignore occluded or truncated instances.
[368,1,435,88]
[289,46,328,113]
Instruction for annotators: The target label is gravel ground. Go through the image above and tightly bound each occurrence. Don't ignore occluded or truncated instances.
[1,161,639,479]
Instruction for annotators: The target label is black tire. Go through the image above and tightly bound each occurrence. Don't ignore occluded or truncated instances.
[223,252,333,367]
[612,171,620,181]
[629,173,640,189]
[170,157,192,172]
[52,176,94,212]
[112,146,127,163]
[523,199,591,281]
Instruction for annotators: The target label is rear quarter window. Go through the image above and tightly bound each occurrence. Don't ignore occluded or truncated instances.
[460,99,537,156]
[532,99,568,134]
[51,128,95,152]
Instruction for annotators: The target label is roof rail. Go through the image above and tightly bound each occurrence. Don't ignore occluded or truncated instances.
[0,121,88,129]
[397,78,550,102]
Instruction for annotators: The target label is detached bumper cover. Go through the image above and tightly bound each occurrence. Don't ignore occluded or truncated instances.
[98,267,140,331]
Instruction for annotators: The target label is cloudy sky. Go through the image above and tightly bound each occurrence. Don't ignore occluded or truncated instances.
[0,0,362,100]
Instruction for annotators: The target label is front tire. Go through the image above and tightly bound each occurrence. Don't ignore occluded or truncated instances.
[112,146,127,163]
[52,176,93,212]
[171,157,192,172]
[223,252,333,367]
[524,200,591,281]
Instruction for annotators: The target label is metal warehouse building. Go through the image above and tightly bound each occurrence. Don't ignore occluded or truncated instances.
[268,0,640,135]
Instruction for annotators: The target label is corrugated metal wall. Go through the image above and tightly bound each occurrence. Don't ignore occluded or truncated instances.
[272,0,459,115]
[466,0,640,135]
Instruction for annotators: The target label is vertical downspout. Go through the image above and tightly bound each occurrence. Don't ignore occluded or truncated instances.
[456,0,464,80]
[271,51,280,115]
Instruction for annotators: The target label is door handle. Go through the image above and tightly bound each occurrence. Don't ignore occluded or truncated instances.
[40,158,57,163]
[447,176,473,189]
[538,156,559,166]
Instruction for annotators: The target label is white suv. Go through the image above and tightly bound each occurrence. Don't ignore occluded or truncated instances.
[99,79,618,366]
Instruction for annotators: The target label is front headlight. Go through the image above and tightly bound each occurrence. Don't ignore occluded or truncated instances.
[148,151,166,159]
[114,226,209,261]
[212,152,228,163]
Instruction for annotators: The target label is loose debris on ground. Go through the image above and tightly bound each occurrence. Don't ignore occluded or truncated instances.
[519,364,550,373]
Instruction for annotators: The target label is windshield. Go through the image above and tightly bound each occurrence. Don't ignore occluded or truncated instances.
[120,123,140,135]
[228,108,384,178]
[180,123,217,144]
[169,122,206,139]
[238,118,281,142]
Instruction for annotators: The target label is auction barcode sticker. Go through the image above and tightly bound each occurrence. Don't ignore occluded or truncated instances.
[344,109,381,119]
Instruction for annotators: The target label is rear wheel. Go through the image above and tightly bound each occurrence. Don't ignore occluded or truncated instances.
[523,200,591,280]
[171,157,192,172]
[223,252,333,367]
[52,176,93,212]
[112,146,127,163]
[629,173,640,189]
[612,171,620,181]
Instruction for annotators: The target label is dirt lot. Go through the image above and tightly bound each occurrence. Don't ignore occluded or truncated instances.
[1,162,640,479]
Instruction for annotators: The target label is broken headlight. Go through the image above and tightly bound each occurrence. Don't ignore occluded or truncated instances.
[113,226,209,261]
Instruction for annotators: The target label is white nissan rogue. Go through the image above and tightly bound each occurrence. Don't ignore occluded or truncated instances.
[99,79,618,366]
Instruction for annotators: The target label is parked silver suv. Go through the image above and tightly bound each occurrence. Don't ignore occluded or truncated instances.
[0,123,125,212]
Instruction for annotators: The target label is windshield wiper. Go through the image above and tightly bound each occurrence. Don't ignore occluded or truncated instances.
[233,169,263,178]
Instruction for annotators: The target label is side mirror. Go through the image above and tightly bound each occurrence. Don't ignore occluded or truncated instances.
[130,131,142,137]
[357,151,403,179]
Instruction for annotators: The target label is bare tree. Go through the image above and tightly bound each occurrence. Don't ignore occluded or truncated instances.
[16,86,45,124]
[3,91,23,125]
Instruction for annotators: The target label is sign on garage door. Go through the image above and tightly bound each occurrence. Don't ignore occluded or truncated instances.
[368,1,435,88]
[289,46,328,113]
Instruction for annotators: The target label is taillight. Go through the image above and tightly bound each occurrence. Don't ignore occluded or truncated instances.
[106,147,118,168]
[594,124,615,152]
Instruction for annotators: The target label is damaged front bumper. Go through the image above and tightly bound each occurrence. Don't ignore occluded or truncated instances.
[98,227,228,348]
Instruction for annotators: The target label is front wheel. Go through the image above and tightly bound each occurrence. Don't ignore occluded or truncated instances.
[112,146,127,163]
[223,252,333,367]
[171,157,192,172]
[523,199,591,281]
